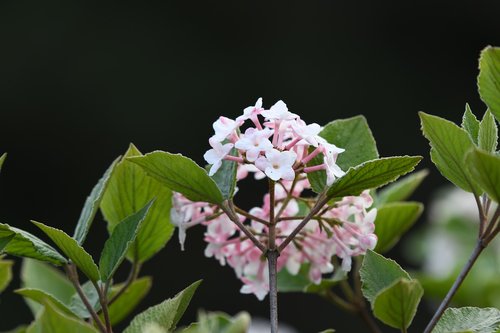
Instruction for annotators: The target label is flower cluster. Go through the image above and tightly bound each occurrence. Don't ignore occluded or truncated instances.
[171,99,378,300]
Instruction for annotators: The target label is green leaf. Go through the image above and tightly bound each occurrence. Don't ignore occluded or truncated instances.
[99,201,153,282]
[128,151,223,204]
[326,156,422,199]
[26,300,99,333]
[100,144,174,263]
[210,147,238,200]
[20,259,75,316]
[73,158,118,245]
[372,278,423,330]
[0,224,66,265]
[466,149,500,203]
[106,277,152,326]
[32,222,100,282]
[434,307,500,333]
[15,288,77,317]
[0,256,13,293]
[419,112,480,193]
[0,153,6,172]
[124,280,202,333]
[376,169,428,205]
[277,264,312,292]
[462,104,481,145]
[305,270,348,295]
[478,110,498,153]
[374,202,423,253]
[181,312,251,333]
[307,116,379,193]
[360,250,410,304]
[0,234,15,252]
[478,46,500,122]
[69,280,101,319]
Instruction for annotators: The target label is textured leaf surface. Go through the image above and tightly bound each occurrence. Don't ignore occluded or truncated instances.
[33,222,100,282]
[466,149,500,203]
[360,250,410,304]
[100,144,174,263]
[434,307,500,333]
[462,104,481,144]
[73,158,118,245]
[181,312,251,333]
[307,116,379,192]
[15,288,77,317]
[374,202,423,253]
[69,281,101,319]
[478,110,498,153]
[0,256,13,293]
[20,259,74,316]
[0,224,66,265]
[372,278,423,330]
[106,277,152,326]
[0,153,6,172]
[376,169,428,205]
[99,201,153,281]
[210,147,238,200]
[327,156,421,199]
[26,301,98,333]
[478,46,500,122]
[124,280,201,333]
[128,151,223,204]
[420,112,479,193]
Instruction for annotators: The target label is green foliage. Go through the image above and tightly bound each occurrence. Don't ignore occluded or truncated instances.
[478,46,500,122]
[307,116,379,192]
[466,148,500,203]
[0,224,66,266]
[372,278,423,330]
[32,222,100,282]
[304,270,348,295]
[73,158,118,245]
[360,250,410,304]
[462,104,481,145]
[433,307,500,333]
[15,288,77,317]
[128,151,223,204]
[124,280,202,333]
[20,259,74,316]
[0,235,14,252]
[360,251,422,330]
[419,112,480,193]
[26,301,99,333]
[210,147,238,200]
[478,110,498,153]
[106,277,152,326]
[376,169,428,205]
[68,280,101,318]
[0,256,13,294]
[99,201,153,282]
[374,202,423,253]
[326,156,422,199]
[100,144,174,263]
[180,312,251,333]
[0,153,6,172]
[277,263,347,294]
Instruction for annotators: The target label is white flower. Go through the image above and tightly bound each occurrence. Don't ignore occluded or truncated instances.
[261,100,298,122]
[324,152,345,186]
[255,149,297,181]
[237,97,264,122]
[204,138,234,176]
[235,128,274,162]
[212,116,240,142]
[291,120,322,147]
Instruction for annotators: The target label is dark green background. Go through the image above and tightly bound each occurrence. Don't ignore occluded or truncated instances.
[0,0,499,332]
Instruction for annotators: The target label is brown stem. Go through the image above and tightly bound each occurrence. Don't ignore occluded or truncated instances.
[65,265,107,333]
[268,180,276,249]
[96,281,113,333]
[234,206,270,226]
[423,240,485,333]
[267,249,279,333]
[221,201,266,253]
[278,193,329,252]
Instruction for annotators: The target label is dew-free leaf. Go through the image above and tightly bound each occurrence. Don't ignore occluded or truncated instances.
[478,46,500,122]
[466,148,500,203]
[376,169,428,205]
[433,307,500,333]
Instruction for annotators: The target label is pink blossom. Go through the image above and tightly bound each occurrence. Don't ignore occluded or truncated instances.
[203,138,234,176]
[255,149,297,181]
[235,128,274,162]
